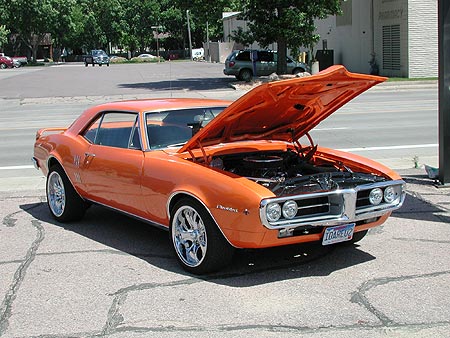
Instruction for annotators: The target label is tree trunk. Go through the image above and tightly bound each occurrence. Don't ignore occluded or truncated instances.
[277,38,288,75]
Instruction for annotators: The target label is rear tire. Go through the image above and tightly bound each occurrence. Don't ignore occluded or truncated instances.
[46,165,87,222]
[170,198,234,274]
[239,69,253,82]
[0,63,6,69]
[292,67,305,75]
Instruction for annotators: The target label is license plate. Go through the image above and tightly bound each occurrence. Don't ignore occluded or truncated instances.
[322,223,355,245]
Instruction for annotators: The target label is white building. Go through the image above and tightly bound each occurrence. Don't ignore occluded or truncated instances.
[222,0,438,78]
[315,0,438,77]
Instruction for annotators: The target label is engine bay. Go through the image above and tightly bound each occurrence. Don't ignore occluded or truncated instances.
[208,147,387,196]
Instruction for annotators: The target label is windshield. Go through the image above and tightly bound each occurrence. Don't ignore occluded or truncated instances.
[92,50,107,56]
[145,107,226,149]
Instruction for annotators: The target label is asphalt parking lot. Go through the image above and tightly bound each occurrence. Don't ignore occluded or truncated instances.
[1,62,449,337]
[2,175,450,338]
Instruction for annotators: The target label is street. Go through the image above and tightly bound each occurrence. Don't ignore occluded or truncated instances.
[0,62,438,192]
[0,62,449,338]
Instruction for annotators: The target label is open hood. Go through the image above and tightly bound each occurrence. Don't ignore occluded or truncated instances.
[178,65,386,153]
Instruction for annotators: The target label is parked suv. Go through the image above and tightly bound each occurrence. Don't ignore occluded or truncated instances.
[84,49,110,67]
[224,50,309,81]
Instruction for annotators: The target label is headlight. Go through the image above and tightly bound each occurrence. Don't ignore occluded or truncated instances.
[384,186,397,203]
[282,200,298,219]
[369,188,383,205]
[266,202,281,222]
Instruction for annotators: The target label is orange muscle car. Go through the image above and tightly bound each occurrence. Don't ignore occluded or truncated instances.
[33,66,405,274]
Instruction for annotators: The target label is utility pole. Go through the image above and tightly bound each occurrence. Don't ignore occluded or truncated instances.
[186,10,193,61]
[438,0,450,185]
[206,20,210,62]
[151,25,162,63]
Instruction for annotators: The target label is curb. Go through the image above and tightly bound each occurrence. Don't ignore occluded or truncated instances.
[229,78,438,92]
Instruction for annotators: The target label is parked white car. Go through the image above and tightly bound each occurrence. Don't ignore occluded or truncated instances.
[192,48,204,61]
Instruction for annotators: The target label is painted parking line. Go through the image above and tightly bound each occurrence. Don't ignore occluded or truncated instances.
[0,165,35,170]
[0,144,438,171]
[338,144,438,152]
[314,127,349,131]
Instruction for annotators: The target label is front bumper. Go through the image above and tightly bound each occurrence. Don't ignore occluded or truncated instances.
[259,180,405,230]
[94,58,109,64]
[32,157,40,170]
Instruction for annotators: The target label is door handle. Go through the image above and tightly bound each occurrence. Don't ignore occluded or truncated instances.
[83,152,96,166]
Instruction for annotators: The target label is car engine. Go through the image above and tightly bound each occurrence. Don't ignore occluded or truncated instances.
[209,149,387,196]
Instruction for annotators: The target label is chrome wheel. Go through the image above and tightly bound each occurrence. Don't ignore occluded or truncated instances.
[172,205,207,268]
[47,171,66,217]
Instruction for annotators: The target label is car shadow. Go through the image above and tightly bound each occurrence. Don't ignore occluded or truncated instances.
[21,201,376,286]
[394,174,450,224]
[117,77,235,92]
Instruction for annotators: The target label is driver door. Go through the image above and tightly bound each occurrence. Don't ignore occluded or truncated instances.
[79,111,147,217]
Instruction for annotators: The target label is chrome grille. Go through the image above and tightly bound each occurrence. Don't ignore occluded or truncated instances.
[260,180,405,230]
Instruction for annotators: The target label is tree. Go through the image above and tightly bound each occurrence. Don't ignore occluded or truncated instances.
[0,25,9,50]
[47,0,77,61]
[165,0,244,52]
[235,0,342,74]
[0,0,10,50]
[4,0,58,62]
[121,0,160,54]
[94,0,126,53]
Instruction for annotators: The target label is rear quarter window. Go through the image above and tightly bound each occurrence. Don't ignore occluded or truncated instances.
[235,51,251,61]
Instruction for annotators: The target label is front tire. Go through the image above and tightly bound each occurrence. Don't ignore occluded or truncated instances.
[170,198,234,274]
[340,230,368,246]
[349,230,368,244]
[46,165,87,222]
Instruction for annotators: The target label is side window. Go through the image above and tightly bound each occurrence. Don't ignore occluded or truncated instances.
[258,51,273,62]
[235,51,250,61]
[83,112,141,149]
[83,116,101,143]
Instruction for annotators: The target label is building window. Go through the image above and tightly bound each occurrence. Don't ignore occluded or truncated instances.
[382,25,400,70]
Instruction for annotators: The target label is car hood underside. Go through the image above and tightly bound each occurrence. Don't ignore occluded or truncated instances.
[179,65,386,153]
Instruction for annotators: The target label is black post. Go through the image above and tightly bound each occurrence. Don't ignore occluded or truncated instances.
[439,0,450,185]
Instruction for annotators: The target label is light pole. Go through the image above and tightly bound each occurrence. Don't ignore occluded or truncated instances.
[438,0,450,185]
[151,25,162,62]
[186,10,193,60]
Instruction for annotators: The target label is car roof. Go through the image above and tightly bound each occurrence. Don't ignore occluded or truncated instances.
[67,98,231,134]
[95,98,230,112]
